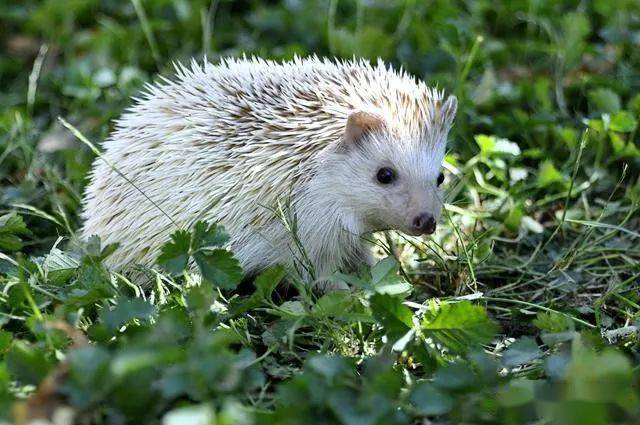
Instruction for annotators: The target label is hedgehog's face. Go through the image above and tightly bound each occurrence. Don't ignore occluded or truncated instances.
[360,142,447,236]
[327,100,456,237]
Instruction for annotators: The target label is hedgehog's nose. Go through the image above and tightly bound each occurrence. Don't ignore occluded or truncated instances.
[412,213,436,235]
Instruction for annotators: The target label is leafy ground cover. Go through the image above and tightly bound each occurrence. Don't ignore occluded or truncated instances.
[1,0,639,424]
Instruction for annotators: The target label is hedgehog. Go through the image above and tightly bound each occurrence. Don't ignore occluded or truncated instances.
[81,56,457,287]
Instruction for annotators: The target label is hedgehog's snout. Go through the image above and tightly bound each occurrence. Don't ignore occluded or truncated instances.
[411,213,437,235]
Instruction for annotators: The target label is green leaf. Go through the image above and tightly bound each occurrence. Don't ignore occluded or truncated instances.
[112,347,183,377]
[588,88,621,113]
[191,221,229,250]
[328,389,390,425]
[64,346,112,408]
[100,297,157,332]
[421,301,497,353]
[370,294,413,340]
[6,341,54,385]
[585,117,605,132]
[157,229,191,274]
[503,205,524,233]
[533,311,573,333]
[497,379,536,407]
[184,281,216,316]
[279,300,306,317]
[370,256,398,284]
[84,235,103,257]
[312,291,356,318]
[0,362,9,390]
[610,132,640,158]
[502,337,543,367]
[43,247,80,272]
[537,160,565,187]
[565,346,637,407]
[433,362,476,390]
[409,382,453,415]
[229,266,287,316]
[193,249,242,290]
[544,352,570,379]
[0,214,29,252]
[629,93,640,116]
[0,234,22,252]
[609,110,638,133]
[306,355,350,382]
[0,331,12,353]
[370,257,412,296]
[330,272,368,289]
[158,223,241,288]
[474,134,521,156]
[0,213,28,235]
[254,265,286,300]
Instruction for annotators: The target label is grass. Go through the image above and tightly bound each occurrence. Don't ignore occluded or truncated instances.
[1,0,639,424]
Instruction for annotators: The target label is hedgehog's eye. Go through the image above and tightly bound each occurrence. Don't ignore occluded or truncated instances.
[376,167,395,184]
[437,172,445,186]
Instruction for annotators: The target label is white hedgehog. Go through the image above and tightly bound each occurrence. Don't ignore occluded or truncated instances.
[81,56,457,286]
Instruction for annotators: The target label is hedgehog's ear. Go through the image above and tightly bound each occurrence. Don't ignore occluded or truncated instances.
[341,111,385,150]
